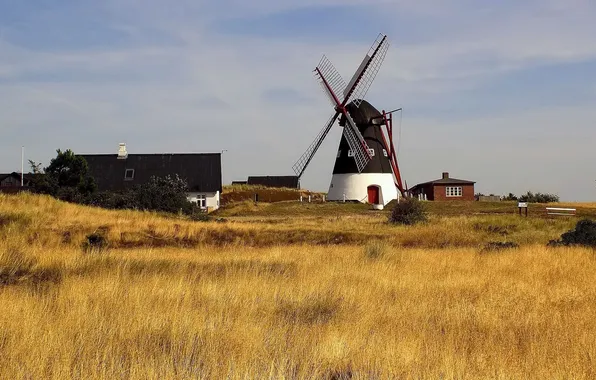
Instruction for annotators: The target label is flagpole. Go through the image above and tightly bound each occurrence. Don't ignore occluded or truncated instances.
[21,146,24,186]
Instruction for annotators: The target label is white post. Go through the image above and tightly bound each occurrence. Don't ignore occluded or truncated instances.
[308,195,311,203]
[300,195,303,203]
[21,146,24,186]
[323,195,326,202]
[343,193,346,202]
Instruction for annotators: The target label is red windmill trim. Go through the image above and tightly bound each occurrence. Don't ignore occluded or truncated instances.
[379,109,406,197]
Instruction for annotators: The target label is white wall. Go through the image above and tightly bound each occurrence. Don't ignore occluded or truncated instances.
[327,173,398,206]
[187,191,220,211]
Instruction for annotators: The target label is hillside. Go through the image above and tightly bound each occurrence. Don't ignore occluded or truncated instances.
[1,193,596,379]
[0,193,588,249]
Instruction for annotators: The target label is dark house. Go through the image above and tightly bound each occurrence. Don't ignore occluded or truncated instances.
[79,144,222,210]
[247,175,300,189]
[0,172,36,193]
[409,172,475,201]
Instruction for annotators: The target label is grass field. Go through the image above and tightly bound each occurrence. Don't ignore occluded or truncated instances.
[1,193,596,379]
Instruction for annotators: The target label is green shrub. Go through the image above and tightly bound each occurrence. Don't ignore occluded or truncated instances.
[389,197,428,225]
[189,210,211,222]
[518,191,559,203]
[86,175,201,217]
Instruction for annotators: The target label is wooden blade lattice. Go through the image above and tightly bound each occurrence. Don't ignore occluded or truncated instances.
[342,113,371,172]
[292,112,340,178]
[314,55,347,107]
[345,34,389,107]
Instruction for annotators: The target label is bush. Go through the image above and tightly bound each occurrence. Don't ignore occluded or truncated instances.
[518,191,559,203]
[133,175,197,215]
[389,197,427,225]
[189,210,211,222]
[86,191,138,210]
[82,230,109,253]
[548,219,596,248]
[85,175,201,217]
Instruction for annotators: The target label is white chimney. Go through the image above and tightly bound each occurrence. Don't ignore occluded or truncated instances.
[117,143,128,159]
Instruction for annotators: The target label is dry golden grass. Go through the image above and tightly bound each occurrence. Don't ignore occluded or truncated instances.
[1,193,596,379]
[0,193,582,250]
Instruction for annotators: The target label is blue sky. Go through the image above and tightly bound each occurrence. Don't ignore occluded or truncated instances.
[1,0,596,200]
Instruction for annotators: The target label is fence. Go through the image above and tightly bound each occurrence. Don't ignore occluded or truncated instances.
[545,207,576,216]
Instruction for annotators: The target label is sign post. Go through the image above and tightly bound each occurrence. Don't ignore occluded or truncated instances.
[518,202,528,216]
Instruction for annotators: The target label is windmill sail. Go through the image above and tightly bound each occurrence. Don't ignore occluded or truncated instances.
[342,112,371,173]
[292,112,340,178]
[343,55,370,99]
[344,34,389,108]
[315,55,347,107]
[292,33,390,180]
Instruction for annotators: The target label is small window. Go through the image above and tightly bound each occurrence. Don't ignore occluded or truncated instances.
[124,169,135,180]
[347,150,354,157]
[383,149,388,157]
[367,148,375,156]
[446,186,462,197]
[198,194,207,209]
[337,150,341,158]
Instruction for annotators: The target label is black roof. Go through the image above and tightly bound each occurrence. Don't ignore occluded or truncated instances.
[339,99,385,126]
[247,175,299,189]
[79,153,222,193]
[0,172,38,182]
[0,173,16,181]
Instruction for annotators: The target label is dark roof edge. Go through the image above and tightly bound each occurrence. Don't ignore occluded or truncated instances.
[77,153,221,156]
[248,175,299,178]
[411,178,476,188]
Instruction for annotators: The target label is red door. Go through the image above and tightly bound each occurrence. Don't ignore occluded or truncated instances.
[367,186,379,204]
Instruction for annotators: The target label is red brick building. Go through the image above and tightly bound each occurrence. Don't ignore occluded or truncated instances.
[409,172,475,201]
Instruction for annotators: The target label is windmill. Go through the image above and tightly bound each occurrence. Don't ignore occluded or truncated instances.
[292,33,406,207]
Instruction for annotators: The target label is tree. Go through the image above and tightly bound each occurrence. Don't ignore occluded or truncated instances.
[503,193,518,201]
[30,149,96,201]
